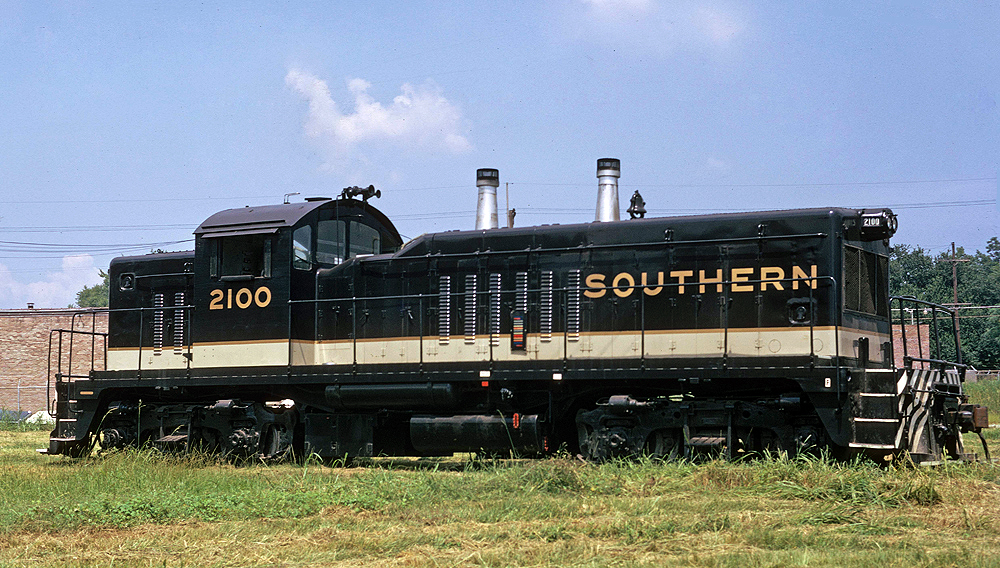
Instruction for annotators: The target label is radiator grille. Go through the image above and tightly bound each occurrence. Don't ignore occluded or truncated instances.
[490,273,501,346]
[464,274,477,344]
[152,292,164,355]
[438,276,451,344]
[515,272,528,313]
[540,271,553,342]
[173,292,185,354]
[567,269,581,341]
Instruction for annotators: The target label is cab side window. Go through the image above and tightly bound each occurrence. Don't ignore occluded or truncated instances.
[844,246,888,317]
[211,235,272,280]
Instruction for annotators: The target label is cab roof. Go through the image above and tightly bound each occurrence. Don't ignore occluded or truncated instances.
[194,198,402,244]
[194,200,332,238]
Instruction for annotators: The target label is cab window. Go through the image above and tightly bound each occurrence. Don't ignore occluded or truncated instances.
[292,226,312,270]
[212,235,272,280]
[312,218,385,266]
[844,246,888,317]
[317,220,346,265]
[349,222,381,257]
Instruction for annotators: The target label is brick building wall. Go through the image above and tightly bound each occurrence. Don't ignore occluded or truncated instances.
[892,324,932,369]
[0,309,108,413]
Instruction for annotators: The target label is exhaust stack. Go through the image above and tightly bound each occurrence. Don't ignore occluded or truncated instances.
[475,168,500,230]
[595,158,621,222]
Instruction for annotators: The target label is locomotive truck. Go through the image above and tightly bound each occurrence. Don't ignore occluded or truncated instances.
[42,159,987,462]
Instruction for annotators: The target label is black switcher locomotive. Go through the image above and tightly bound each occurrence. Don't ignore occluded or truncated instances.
[43,160,987,462]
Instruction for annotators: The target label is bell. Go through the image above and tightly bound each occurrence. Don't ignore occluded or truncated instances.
[627,190,646,219]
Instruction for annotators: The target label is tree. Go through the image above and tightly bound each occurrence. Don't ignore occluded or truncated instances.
[889,242,1000,369]
[888,244,937,298]
[987,237,1000,263]
[75,270,110,308]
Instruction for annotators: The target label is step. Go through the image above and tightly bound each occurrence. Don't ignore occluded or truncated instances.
[853,391,899,420]
[156,434,188,444]
[851,416,902,448]
[687,436,725,446]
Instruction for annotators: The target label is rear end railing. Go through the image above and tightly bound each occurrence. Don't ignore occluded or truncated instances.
[891,296,967,377]
[46,310,109,414]
[46,304,195,414]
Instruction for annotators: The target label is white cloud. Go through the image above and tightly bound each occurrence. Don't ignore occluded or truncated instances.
[285,69,471,170]
[704,156,731,174]
[571,0,748,53]
[694,6,745,45]
[0,255,103,308]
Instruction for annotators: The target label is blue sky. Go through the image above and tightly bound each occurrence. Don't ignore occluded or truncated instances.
[0,1,996,308]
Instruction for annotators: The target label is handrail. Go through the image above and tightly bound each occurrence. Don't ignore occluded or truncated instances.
[46,305,194,392]
[46,327,108,414]
[288,272,839,372]
[890,296,965,375]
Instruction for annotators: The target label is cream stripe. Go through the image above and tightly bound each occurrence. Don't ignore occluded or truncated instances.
[106,327,890,370]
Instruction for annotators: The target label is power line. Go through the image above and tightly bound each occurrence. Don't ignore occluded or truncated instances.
[508,198,994,215]
[4,195,279,205]
[889,199,995,210]
[0,224,195,233]
[0,239,192,257]
[0,239,189,249]
[391,185,467,192]
[507,176,996,189]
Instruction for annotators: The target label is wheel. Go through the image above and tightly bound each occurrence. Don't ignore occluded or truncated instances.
[261,424,293,461]
[644,429,681,460]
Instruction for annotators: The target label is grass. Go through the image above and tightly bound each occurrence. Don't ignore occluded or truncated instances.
[3,429,1000,567]
[0,380,996,566]
[0,415,52,433]
[964,379,1000,415]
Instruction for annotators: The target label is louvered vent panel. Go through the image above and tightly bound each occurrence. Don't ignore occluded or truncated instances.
[515,272,528,313]
[173,292,185,354]
[464,274,477,344]
[540,271,553,342]
[153,292,164,355]
[438,276,451,345]
[567,269,581,342]
[490,273,501,346]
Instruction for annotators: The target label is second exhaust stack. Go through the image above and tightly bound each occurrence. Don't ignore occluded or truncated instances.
[475,168,500,230]
[595,158,621,222]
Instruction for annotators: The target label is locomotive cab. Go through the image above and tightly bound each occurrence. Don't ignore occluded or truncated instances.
[190,196,402,369]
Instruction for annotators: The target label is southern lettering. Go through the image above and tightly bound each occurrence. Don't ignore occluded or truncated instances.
[583,265,818,298]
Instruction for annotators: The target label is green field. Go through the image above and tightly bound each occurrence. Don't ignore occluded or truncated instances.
[3,385,1000,567]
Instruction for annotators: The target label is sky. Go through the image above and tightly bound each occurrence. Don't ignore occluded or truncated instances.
[0,1,996,308]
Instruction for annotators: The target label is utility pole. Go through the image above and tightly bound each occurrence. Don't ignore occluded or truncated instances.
[945,242,970,348]
[505,182,515,228]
